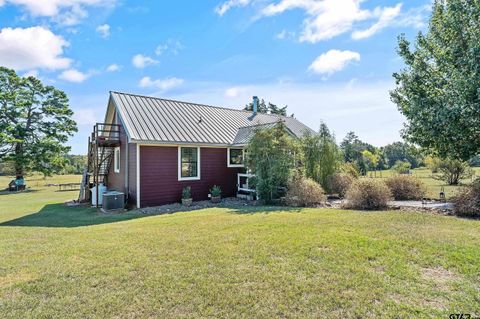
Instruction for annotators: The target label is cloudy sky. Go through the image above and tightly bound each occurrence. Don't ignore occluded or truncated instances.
[0,0,431,154]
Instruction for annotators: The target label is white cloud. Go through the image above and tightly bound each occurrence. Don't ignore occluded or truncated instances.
[23,69,39,78]
[138,76,184,91]
[155,39,184,56]
[275,29,295,40]
[215,0,251,16]
[257,0,403,42]
[0,26,71,71]
[132,54,158,68]
[352,3,402,40]
[73,107,97,125]
[58,68,90,83]
[96,24,110,38]
[308,50,360,75]
[106,63,121,72]
[0,0,116,25]
[395,4,431,29]
[275,29,287,39]
[224,86,247,97]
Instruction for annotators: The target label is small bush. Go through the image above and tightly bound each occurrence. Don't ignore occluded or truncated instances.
[392,160,411,174]
[182,186,191,199]
[285,175,326,207]
[340,162,360,178]
[452,178,480,218]
[210,185,221,197]
[344,179,392,210]
[436,158,472,185]
[385,175,426,200]
[327,173,355,198]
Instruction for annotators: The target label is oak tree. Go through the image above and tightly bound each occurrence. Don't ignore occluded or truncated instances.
[0,67,77,178]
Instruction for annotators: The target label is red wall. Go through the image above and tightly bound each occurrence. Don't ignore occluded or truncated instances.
[139,146,243,207]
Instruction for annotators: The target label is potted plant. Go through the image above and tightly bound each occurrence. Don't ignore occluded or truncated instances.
[210,185,222,203]
[182,186,192,206]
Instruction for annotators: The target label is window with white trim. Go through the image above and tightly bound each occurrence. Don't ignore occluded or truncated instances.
[114,147,120,173]
[227,148,244,167]
[179,147,200,180]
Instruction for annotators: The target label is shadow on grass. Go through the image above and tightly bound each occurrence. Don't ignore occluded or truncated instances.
[0,203,143,228]
[0,189,39,196]
[0,203,305,228]
[227,205,302,215]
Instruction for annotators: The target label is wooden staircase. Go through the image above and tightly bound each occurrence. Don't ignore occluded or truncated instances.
[78,123,120,206]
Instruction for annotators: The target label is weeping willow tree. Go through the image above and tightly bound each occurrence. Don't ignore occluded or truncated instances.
[301,123,342,192]
[246,122,300,202]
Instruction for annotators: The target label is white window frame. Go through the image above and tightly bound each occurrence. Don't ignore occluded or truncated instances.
[227,148,245,168]
[114,147,120,173]
[178,146,201,181]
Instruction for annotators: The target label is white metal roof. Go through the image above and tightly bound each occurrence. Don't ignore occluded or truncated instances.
[110,91,314,145]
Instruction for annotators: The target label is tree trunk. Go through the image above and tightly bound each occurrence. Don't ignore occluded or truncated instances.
[14,143,24,179]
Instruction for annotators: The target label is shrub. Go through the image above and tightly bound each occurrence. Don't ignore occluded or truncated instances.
[327,173,355,198]
[340,162,360,178]
[182,186,191,199]
[344,179,392,210]
[210,185,221,197]
[385,175,426,200]
[285,175,326,207]
[301,123,342,190]
[452,178,480,218]
[246,122,299,202]
[392,160,411,174]
[436,158,472,185]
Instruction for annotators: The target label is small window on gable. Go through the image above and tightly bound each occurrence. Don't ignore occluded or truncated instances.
[114,147,120,173]
[179,147,200,180]
[228,148,244,167]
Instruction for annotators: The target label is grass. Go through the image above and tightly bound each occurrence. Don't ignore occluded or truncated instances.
[0,175,479,318]
[365,167,480,199]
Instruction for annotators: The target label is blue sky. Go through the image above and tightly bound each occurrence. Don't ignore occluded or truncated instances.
[0,0,431,154]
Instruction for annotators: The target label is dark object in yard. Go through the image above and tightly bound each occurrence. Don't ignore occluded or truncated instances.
[58,183,81,191]
[439,186,446,203]
[102,191,125,211]
[210,185,222,203]
[8,176,26,191]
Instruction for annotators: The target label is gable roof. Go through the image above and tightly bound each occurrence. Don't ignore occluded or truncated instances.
[110,91,314,146]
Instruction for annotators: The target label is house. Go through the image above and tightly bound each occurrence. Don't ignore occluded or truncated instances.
[88,91,314,208]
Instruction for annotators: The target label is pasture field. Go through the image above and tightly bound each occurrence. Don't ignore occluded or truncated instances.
[365,167,480,199]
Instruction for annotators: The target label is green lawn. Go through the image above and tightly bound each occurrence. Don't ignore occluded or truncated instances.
[365,167,480,200]
[0,175,479,318]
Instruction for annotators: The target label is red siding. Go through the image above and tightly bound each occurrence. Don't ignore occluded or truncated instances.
[107,117,126,192]
[139,146,243,207]
[106,112,137,206]
[127,143,137,206]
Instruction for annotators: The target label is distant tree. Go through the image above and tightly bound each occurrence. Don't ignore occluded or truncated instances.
[0,160,15,175]
[61,155,88,174]
[382,142,420,168]
[424,155,441,173]
[340,132,359,163]
[244,98,287,116]
[340,131,377,174]
[468,155,480,167]
[392,160,412,174]
[0,67,77,178]
[340,132,375,163]
[301,122,341,192]
[362,150,380,172]
[391,0,480,160]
